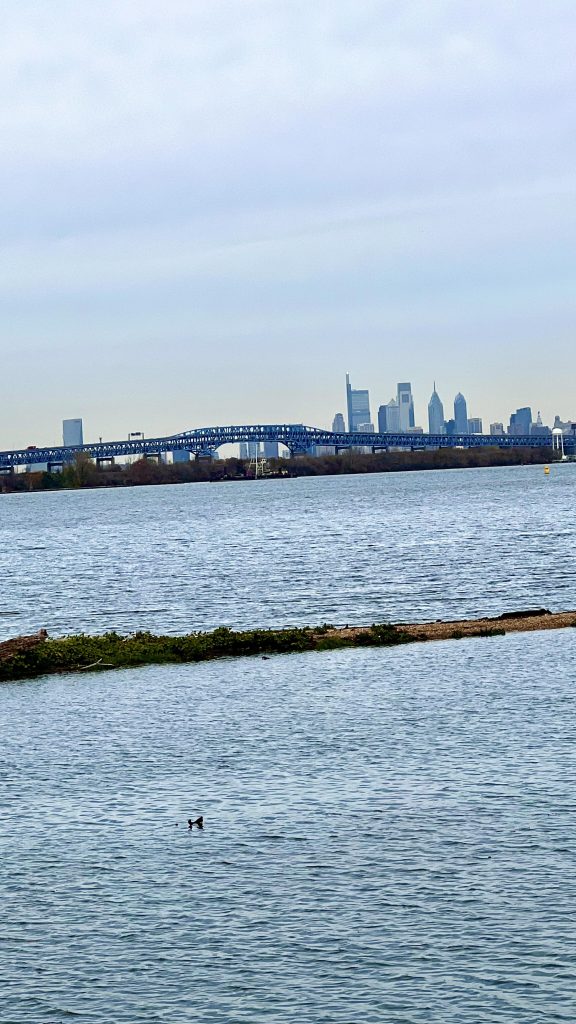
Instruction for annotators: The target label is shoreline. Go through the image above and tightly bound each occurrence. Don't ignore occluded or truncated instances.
[1,446,562,495]
[0,609,574,683]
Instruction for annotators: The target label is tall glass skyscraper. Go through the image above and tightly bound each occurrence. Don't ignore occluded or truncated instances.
[509,407,532,435]
[427,384,445,434]
[346,374,371,432]
[63,418,83,447]
[397,383,415,431]
[454,393,468,433]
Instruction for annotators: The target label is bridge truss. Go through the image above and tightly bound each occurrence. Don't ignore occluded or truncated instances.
[0,424,571,470]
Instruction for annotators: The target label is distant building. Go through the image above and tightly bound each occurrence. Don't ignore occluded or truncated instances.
[428,384,445,434]
[346,374,371,432]
[63,418,83,447]
[397,383,415,431]
[530,411,550,437]
[509,407,532,435]
[239,442,262,459]
[263,441,279,458]
[172,449,190,463]
[445,419,456,437]
[467,417,483,434]
[332,413,345,433]
[490,422,505,435]
[383,399,400,432]
[453,393,468,433]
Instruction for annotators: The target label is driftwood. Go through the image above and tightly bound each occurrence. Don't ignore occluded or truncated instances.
[0,629,48,662]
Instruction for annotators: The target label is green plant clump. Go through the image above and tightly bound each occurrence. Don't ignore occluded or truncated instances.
[0,622,416,684]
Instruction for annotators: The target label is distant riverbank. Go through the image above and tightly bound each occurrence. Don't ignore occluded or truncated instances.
[1,445,560,493]
[1,609,574,682]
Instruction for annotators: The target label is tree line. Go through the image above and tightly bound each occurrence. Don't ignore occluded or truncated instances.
[0,444,560,493]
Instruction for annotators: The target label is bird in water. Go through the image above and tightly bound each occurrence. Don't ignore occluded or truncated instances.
[188,816,204,829]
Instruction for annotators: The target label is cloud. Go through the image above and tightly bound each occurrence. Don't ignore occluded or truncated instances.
[0,1,575,443]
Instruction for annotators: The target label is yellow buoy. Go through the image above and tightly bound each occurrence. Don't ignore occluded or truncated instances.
[544,466,550,475]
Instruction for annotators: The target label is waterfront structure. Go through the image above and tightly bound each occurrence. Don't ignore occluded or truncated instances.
[397,383,415,431]
[467,417,483,434]
[332,413,345,433]
[454,393,468,433]
[427,385,445,434]
[62,418,83,447]
[346,374,371,432]
[1,422,571,471]
[490,422,505,435]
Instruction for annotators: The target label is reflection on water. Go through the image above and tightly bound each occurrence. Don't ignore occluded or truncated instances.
[1,632,575,1021]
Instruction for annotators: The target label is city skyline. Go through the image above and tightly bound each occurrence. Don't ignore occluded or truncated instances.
[337,375,570,443]
[0,2,575,448]
[4,369,573,460]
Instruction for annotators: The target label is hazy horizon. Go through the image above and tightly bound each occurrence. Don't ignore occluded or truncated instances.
[1,1,574,448]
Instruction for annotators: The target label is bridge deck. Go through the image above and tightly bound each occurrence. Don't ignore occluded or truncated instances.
[0,424,569,467]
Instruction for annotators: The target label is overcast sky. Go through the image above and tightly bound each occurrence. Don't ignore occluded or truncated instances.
[1,0,574,447]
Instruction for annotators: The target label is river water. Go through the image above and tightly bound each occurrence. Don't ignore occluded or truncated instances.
[0,464,574,639]
[1,466,575,1022]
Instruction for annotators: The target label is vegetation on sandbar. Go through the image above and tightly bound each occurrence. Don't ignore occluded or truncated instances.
[0,623,415,683]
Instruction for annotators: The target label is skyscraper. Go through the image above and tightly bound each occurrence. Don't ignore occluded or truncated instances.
[63,418,83,447]
[346,374,371,432]
[397,383,415,431]
[467,417,483,434]
[383,398,400,432]
[427,384,445,434]
[332,412,345,433]
[453,393,468,433]
[508,407,532,435]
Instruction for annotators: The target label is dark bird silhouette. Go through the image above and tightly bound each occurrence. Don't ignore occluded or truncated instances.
[188,816,204,829]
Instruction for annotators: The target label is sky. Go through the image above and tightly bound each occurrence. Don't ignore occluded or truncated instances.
[1,0,575,447]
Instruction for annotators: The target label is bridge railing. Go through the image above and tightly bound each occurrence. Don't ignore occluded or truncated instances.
[0,424,568,468]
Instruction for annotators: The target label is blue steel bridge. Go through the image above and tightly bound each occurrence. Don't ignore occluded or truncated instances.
[0,424,570,471]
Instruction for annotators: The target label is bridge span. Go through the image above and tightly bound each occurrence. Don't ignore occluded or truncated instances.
[0,424,570,470]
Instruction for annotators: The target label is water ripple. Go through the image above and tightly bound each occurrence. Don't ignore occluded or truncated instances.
[0,633,575,1020]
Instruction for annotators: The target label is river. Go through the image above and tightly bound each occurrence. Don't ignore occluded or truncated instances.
[1,466,575,1022]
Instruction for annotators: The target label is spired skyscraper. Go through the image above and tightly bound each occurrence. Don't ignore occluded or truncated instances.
[346,374,371,432]
[427,384,445,434]
[454,393,468,433]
